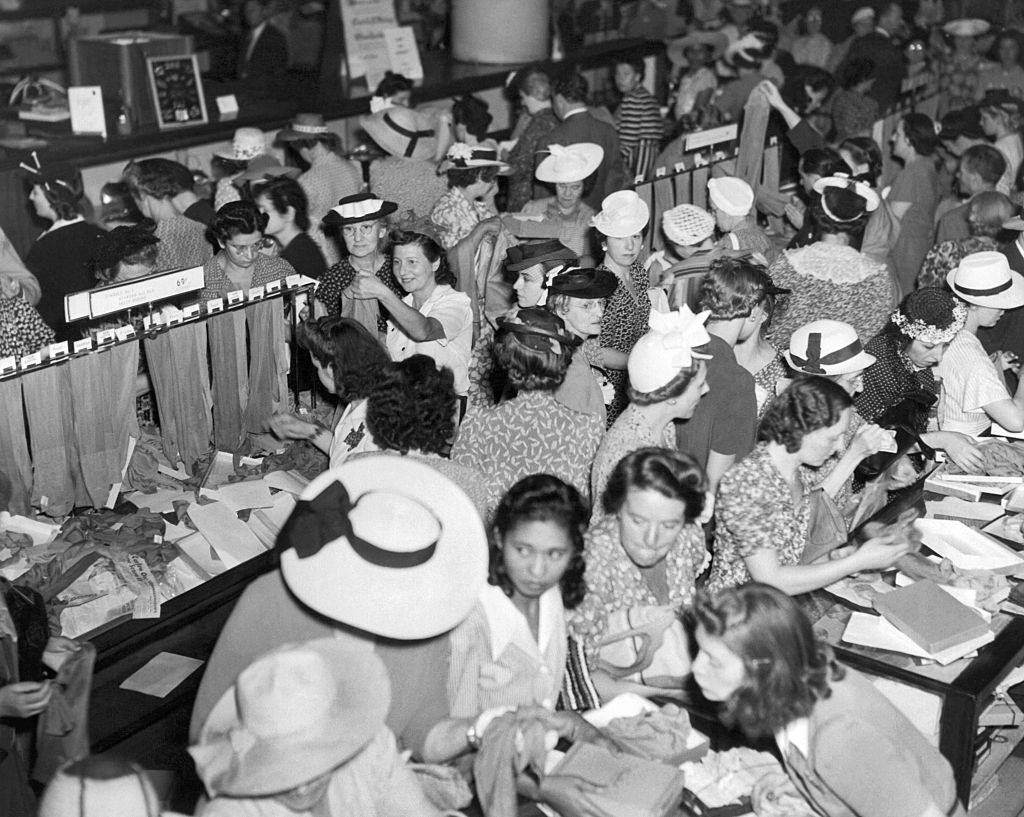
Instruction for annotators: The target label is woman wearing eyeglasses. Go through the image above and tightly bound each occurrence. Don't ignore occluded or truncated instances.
[199,200,295,300]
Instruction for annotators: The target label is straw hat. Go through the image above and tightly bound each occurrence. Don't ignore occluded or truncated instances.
[943,18,990,38]
[39,757,161,817]
[504,239,577,272]
[592,190,650,237]
[536,143,604,184]
[947,251,1024,309]
[663,204,716,246]
[548,266,618,300]
[189,639,390,797]
[628,306,713,393]
[278,456,487,639]
[360,106,437,161]
[708,176,754,217]
[276,112,336,142]
[785,320,876,376]
[215,127,267,161]
[667,31,730,67]
[235,154,301,184]
[441,142,508,172]
[851,7,875,24]
[322,192,398,229]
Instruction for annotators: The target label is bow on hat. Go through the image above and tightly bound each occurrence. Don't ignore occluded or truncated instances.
[647,306,714,368]
[276,481,439,569]
[536,264,571,306]
[788,332,863,374]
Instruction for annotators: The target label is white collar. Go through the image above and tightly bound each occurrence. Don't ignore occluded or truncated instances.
[251,21,267,40]
[42,215,84,237]
[478,583,563,661]
[875,26,891,38]
[562,107,586,120]
[775,717,810,758]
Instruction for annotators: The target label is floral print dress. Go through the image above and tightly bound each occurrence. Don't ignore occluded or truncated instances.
[597,260,652,426]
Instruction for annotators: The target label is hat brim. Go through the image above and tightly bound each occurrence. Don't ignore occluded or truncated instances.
[190,639,390,796]
[360,113,437,162]
[280,457,487,640]
[667,32,729,66]
[783,349,876,377]
[943,19,990,37]
[444,159,510,173]
[947,268,1024,309]
[506,246,579,271]
[593,212,650,238]
[276,127,336,142]
[323,201,398,227]
[549,268,618,299]
[237,165,301,183]
[1003,217,1024,231]
[536,144,605,183]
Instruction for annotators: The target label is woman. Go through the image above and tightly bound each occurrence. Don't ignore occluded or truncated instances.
[937,252,1024,436]
[268,316,389,467]
[254,176,328,281]
[670,41,718,124]
[732,278,789,419]
[707,377,913,595]
[830,57,879,142]
[371,71,414,111]
[316,193,402,337]
[448,474,588,717]
[977,31,1024,100]
[199,201,295,300]
[22,165,105,341]
[888,113,942,296]
[791,7,832,69]
[591,306,711,503]
[90,225,160,286]
[352,230,473,398]
[978,89,1023,196]
[690,583,964,817]
[363,355,491,519]
[938,18,992,115]
[856,288,985,472]
[451,94,497,149]
[768,176,893,349]
[594,190,659,424]
[452,307,605,502]
[612,55,664,179]
[837,136,883,188]
[917,191,1015,289]
[0,267,53,359]
[505,143,603,264]
[568,448,708,683]
[431,144,505,250]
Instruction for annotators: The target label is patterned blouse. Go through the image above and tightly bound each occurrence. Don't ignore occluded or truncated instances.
[452,390,604,504]
[917,236,997,290]
[753,352,789,419]
[590,404,675,508]
[314,254,401,333]
[369,157,448,222]
[707,443,811,594]
[515,198,597,263]
[506,108,559,212]
[0,296,54,358]
[855,330,939,433]
[940,54,993,114]
[155,215,213,272]
[598,260,652,426]
[568,513,707,656]
[198,253,295,300]
[430,186,495,251]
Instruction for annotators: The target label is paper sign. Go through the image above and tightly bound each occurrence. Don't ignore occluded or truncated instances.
[383,26,424,80]
[96,329,116,345]
[119,652,205,697]
[265,279,281,293]
[19,351,41,368]
[207,298,224,314]
[49,341,69,359]
[182,303,201,319]
[0,356,15,374]
[73,338,93,354]
[68,85,107,138]
[339,0,398,83]
[684,124,738,152]
[215,94,239,119]
[227,290,244,305]
[248,285,265,301]
[114,325,136,341]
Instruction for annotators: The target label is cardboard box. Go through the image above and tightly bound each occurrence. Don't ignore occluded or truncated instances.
[873,579,990,654]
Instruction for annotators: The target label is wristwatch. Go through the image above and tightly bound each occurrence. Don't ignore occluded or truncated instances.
[466,722,482,750]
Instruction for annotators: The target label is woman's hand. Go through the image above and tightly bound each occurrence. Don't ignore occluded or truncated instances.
[757,79,785,110]
[992,350,1020,374]
[268,413,318,441]
[940,432,986,473]
[851,531,915,572]
[537,774,617,817]
[784,198,805,230]
[0,681,52,719]
[349,272,392,301]
[849,424,897,461]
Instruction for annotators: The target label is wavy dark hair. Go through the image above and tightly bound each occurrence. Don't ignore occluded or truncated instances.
[295,315,389,402]
[211,200,269,245]
[602,447,706,520]
[798,147,847,180]
[698,256,776,321]
[490,474,589,609]
[390,230,456,286]
[123,158,182,201]
[809,186,870,238]
[364,355,457,454]
[447,165,500,190]
[689,583,844,738]
[838,137,883,186]
[758,376,852,453]
[493,328,571,392]
[254,176,311,232]
[375,70,413,100]
[901,112,940,156]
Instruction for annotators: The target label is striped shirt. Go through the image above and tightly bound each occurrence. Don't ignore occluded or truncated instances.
[936,329,1010,436]
[615,86,664,150]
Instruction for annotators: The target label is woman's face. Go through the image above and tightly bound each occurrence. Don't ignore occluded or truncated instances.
[222,230,263,270]
[616,487,688,568]
[310,354,336,393]
[805,10,822,34]
[692,626,747,702]
[276,771,332,811]
[604,233,643,269]
[797,408,852,467]
[973,305,1005,328]
[890,121,909,157]
[500,519,574,601]
[980,108,1005,138]
[559,296,605,338]
[832,368,865,396]
[906,338,948,368]
[29,185,56,221]
[116,259,157,283]
[555,181,584,211]
[999,37,1021,68]
[393,243,439,298]
[614,63,642,95]
[255,194,288,238]
[512,263,545,307]
[342,220,385,259]
[672,363,710,419]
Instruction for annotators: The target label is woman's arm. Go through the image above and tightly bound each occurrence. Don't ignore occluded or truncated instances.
[816,424,896,498]
[350,274,446,341]
[919,430,986,472]
[982,366,1024,431]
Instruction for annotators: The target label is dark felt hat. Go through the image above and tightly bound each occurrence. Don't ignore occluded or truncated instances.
[548,267,618,299]
[322,192,398,229]
[979,89,1023,113]
[504,240,578,272]
[938,106,986,141]
[497,306,580,353]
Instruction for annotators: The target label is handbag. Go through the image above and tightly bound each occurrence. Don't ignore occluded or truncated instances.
[595,605,691,689]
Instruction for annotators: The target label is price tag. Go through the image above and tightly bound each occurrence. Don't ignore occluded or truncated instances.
[73,338,94,354]
[285,274,302,289]
[207,298,225,314]
[182,304,201,320]
[114,325,136,341]
[265,279,282,294]
[48,341,69,359]
[227,290,244,305]
[96,329,116,345]
[20,351,42,368]
[248,285,265,301]
[0,356,16,374]
[166,310,183,326]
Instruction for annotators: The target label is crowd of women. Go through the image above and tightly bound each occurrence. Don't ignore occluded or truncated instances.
[7,1,1024,816]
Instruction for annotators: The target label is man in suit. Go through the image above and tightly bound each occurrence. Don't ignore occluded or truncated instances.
[546,73,626,209]
[838,1,905,111]
[238,0,289,100]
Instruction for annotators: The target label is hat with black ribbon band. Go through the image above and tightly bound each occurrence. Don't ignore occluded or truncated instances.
[383,112,435,158]
[788,333,864,375]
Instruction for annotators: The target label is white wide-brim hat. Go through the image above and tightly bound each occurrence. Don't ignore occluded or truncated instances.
[536,143,604,184]
[851,6,875,24]
[39,758,161,817]
[215,127,267,161]
[279,456,488,640]
[943,18,990,38]
[784,319,876,376]
[190,639,390,797]
[708,176,754,217]
[628,306,713,393]
[592,190,650,238]
[947,251,1024,309]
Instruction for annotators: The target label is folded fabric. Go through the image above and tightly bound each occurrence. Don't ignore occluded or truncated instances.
[473,712,552,817]
[603,704,709,766]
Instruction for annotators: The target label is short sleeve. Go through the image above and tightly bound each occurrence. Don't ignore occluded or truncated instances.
[941,347,1008,413]
[717,467,779,558]
[426,290,472,347]
[446,603,487,718]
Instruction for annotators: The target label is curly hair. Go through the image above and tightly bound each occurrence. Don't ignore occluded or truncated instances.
[30,171,84,222]
[698,256,776,321]
[493,329,571,392]
[553,72,589,104]
[375,70,413,100]
[364,355,457,454]
[881,287,961,352]
[961,144,1007,187]
[211,201,269,245]
[967,190,1016,239]
[447,165,499,191]
[122,158,182,201]
[489,474,589,609]
[799,147,848,180]
[838,137,883,186]
[901,112,940,156]
[452,95,493,141]
[690,583,844,739]
[390,229,456,286]
[627,360,702,405]
[254,176,311,232]
[602,447,707,520]
[758,376,852,452]
[295,315,389,401]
